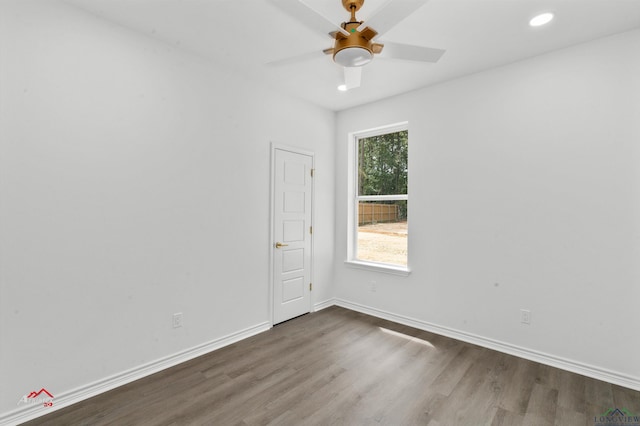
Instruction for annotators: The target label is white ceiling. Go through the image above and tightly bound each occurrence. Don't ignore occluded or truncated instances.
[64,0,640,111]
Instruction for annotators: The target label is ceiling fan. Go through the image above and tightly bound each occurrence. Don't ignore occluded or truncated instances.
[269,0,445,90]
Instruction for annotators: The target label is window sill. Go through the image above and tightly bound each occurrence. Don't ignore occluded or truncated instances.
[344,260,411,276]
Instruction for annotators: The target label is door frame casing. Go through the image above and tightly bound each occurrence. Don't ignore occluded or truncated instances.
[269,143,315,326]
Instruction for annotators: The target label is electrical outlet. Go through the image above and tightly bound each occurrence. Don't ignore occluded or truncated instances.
[520,309,531,325]
[172,312,183,328]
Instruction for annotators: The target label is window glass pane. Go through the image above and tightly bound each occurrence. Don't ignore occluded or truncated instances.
[357,200,407,266]
[358,130,408,196]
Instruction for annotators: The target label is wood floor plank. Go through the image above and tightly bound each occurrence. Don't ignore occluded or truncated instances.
[612,384,640,413]
[21,306,640,426]
[427,347,506,425]
[556,369,587,413]
[491,406,524,426]
[428,344,479,396]
[522,382,558,426]
[494,356,539,416]
[553,406,586,426]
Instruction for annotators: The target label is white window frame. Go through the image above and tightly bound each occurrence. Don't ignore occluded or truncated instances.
[345,122,410,276]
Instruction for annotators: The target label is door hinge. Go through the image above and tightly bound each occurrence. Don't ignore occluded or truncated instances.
[309,283,313,291]
[309,226,313,235]
[310,168,315,178]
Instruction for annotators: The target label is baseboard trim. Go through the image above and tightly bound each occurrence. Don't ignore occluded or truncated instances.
[1,321,272,426]
[334,298,640,392]
[313,298,336,312]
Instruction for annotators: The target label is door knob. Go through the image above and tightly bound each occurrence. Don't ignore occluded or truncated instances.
[275,242,289,249]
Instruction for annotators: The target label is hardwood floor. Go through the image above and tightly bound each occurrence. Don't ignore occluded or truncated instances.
[23,306,640,425]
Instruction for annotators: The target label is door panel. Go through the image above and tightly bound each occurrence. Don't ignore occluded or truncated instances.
[283,220,304,241]
[273,148,313,324]
[282,249,304,273]
[282,277,304,302]
[284,192,305,212]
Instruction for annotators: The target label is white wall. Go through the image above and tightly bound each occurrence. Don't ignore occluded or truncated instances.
[335,29,640,386]
[0,0,335,417]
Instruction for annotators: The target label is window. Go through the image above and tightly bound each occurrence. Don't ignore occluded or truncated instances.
[347,123,409,274]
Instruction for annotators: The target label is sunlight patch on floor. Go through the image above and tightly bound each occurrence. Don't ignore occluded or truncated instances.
[379,327,435,348]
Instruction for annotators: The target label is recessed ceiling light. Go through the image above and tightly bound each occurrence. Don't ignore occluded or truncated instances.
[337,84,348,92]
[529,12,554,27]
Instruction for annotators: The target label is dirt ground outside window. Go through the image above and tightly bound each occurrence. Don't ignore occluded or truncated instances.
[357,221,407,266]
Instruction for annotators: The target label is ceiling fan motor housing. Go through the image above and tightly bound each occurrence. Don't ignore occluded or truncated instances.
[333,21,379,67]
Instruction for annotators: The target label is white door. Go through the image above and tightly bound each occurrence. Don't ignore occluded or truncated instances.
[272,147,313,324]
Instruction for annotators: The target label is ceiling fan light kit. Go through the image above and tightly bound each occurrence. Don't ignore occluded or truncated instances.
[334,47,373,67]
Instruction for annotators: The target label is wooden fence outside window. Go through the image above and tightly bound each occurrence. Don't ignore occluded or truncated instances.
[358,203,400,225]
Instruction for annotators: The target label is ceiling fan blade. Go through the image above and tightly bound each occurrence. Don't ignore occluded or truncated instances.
[270,0,349,38]
[266,50,327,67]
[378,41,445,63]
[344,67,362,90]
[356,0,428,37]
